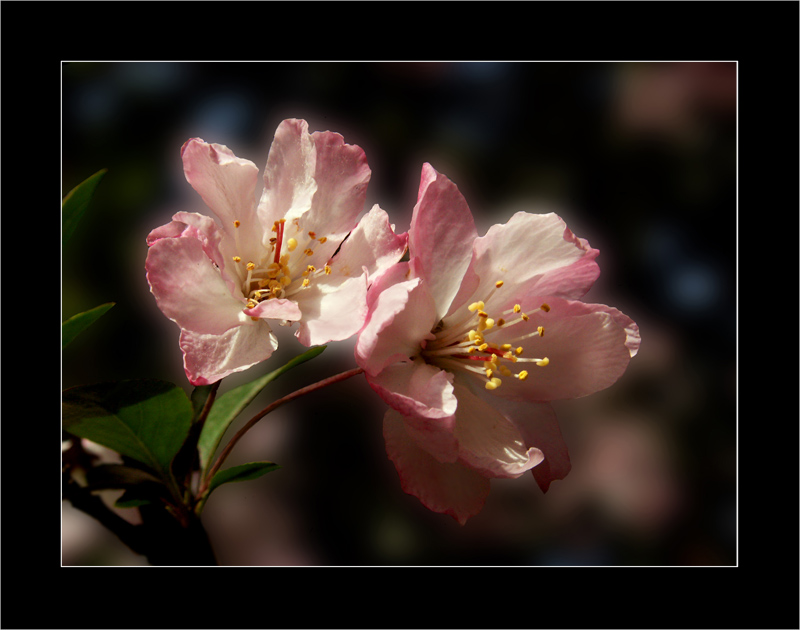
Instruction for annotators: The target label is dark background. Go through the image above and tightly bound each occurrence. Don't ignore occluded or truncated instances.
[62,60,739,568]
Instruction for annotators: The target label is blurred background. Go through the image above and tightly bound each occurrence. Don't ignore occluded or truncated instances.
[62,61,736,566]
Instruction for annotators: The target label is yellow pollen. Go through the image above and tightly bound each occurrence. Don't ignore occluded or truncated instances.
[306,265,316,273]
[468,330,482,342]
[541,303,551,312]
[468,301,485,312]
[517,370,529,381]
[484,318,495,329]
[287,238,298,252]
[233,220,241,228]
[495,280,504,288]
[280,275,292,286]
[302,278,310,288]
[513,304,521,313]
[521,313,530,321]
[254,291,262,299]
[280,254,290,266]
[246,262,255,271]
[516,346,524,355]
[232,256,242,263]
[324,265,332,275]
[478,343,489,352]
[536,357,550,367]
[318,236,327,244]
[485,377,502,390]
[246,300,257,309]
[485,368,494,378]
[501,343,512,350]
[538,326,545,337]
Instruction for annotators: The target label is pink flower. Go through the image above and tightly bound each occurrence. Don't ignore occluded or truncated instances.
[146,119,407,385]
[355,163,640,524]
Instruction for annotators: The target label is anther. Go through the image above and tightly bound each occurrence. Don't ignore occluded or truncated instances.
[304,248,314,257]
[516,347,523,355]
[521,313,530,321]
[485,377,502,390]
[287,238,298,252]
[495,280,504,288]
[308,231,317,239]
[232,256,241,263]
[497,318,506,326]
[468,301,485,312]
[517,370,529,381]
[538,326,545,337]
[540,303,551,312]
[302,278,310,288]
[536,357,550,367]
[324,265,332,275]
[246,262,256,271]
[318,236,327,244]
[233,220,241,228]
[513,304,521,313]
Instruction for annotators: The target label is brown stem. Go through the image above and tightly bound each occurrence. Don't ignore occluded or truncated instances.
[197,366,365,501]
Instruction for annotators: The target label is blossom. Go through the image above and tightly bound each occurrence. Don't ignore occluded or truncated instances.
[146,119,407,385]
[355,163,640,524]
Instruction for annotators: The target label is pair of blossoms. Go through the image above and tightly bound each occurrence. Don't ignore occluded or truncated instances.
[146,119,640,524]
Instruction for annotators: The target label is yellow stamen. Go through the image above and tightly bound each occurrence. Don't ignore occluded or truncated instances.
[483,318,495,329]
[521,313,529,321]
[501,344,512,350]
[517,370,529,381]
[304,248,314,257]
[513,304,521,313]
[302,278,310,287]
[468,301,485,312]
[232,256,242,263]
[538,326,545,337]
[246,300,257,309]
[246,261,255,271]
[536,357,550,367]
[287,238,298,252]
[540,303,551,312]
[495,280,504,288]
[478,343,489,352]
[485,377,502,390]
[233,220,241,228]
[515,347,524,355]
[497,318,506,326]
[308,231,317,239]
[324,265,332,275]
[318,236,327,244]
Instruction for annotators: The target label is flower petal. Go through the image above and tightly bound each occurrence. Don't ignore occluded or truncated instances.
[494,296,635,402]
[257,118,318,230]
[145,235,246,335]
[355,262,438,376]
[245,298,302,322]
[365,360,457,421]
[458,212,600,318]
[179,321,278,385]
[292,274,368,347]
[409,163,478,320]
[384,408,490,525]
[451,381,544,479]
[181,138,263,261]
[330,204,408,285]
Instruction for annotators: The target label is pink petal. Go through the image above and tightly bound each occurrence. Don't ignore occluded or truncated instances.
[459,212,600,318]
[181,138,263,262]
[493,296,635,402]
[451,381,544,479]
[304,126,371,240]
[292,274,369,347]
[245,298,302,322]
[384,408,490,525]
[409,163,478,320]
[179,321,278,385]
[481,395,571,493]
[355,262,438,376]
[257,118,318,230]
[330,204,408,285]
[145,236,246,335]
[365,360,458,421]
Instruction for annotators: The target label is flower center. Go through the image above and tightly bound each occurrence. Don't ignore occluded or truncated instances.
[421,280,550,391]
[230,218,332,310]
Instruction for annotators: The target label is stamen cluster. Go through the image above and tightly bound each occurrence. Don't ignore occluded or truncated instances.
[421,279,551,391]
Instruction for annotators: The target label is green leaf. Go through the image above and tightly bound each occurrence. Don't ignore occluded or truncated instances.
[197,346,326,476]
[62,379,193,486]
[62,302,115,349]
[207,461,280,496]
[62,169,107,247]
